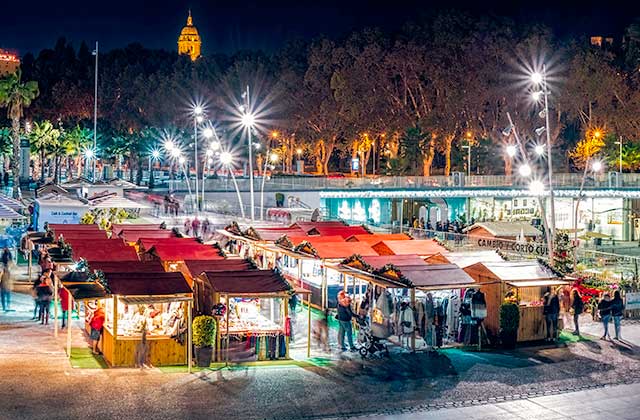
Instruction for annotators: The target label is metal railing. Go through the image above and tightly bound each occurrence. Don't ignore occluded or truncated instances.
[139,171,639,192]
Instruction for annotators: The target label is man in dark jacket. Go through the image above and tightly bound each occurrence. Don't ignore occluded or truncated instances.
[336,291,356,351]
[543,288,560,341]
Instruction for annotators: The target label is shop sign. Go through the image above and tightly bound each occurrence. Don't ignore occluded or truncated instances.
[625,292,640,310]
[476,238,548,256]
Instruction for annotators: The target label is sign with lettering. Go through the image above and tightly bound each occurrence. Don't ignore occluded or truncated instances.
[476,238,549,256]
[625,292,640,310]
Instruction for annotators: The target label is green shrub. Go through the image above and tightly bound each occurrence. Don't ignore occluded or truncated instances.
[192,315,216,348]
[499,303,520,333]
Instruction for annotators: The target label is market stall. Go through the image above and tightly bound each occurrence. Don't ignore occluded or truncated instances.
[99,272,193,367]
[197,270,296,363]
[463,261,567,342]
[33,195,88,230]
[371,239,449,257]
[141,243,224,271]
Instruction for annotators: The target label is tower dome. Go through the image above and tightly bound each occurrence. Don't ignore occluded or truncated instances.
[177,10,201,61]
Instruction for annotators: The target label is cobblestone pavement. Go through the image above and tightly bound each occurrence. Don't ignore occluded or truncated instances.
[2,292,640,420]
[347,382,640,419]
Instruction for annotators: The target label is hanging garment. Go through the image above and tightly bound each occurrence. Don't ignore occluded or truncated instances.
[400,305,416,335]
[415,300,426,337]
[278,335,287,358]
[471,290,487,319]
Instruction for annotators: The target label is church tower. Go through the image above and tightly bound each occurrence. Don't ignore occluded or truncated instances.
[177,10,202,61]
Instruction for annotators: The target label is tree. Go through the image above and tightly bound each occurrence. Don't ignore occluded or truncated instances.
[29,120,60,182]
[63,126,93,178]
[553,233,574,275]
[0,70,39,196]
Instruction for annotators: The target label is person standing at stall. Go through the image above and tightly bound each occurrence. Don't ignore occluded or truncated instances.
[571,289,584,336]
[598,293,612,341]
[36,273,53,325]
[0,265,13,311]
[59,286,71,329]
[610,291,625,340]
[336,291,356,352]
[1,247,12,268]
[90,307,106,354]
[543,288,560,341]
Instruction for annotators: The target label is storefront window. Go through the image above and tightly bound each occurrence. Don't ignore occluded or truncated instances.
[219,297,284,334]
[104,299,186,337]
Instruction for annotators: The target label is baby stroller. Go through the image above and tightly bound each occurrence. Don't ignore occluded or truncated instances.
[356,316,389,358]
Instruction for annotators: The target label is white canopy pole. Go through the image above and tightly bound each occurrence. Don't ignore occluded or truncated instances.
[53,275,59,338]
[66,296,73,358]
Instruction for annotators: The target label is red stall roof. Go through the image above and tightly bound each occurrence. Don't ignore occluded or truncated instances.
[137,237,198,251]
[50,224,100,232]
[88,260,164,273]
[200,270,291,294]
[119,229,176,242]
[345,233,412,243]
[183,259,253,276]
[286,235,345,247]
[372,239,448,256]
[291,221,347,231]
[359,254,428,269]
[252,228,306,241]
[72,245,140,262]
[302,242,378,259]
[56,232,109,240]
[112,224,165,236]
[147,244,223,261]
[105,272,192,296]
[313,226,370,238]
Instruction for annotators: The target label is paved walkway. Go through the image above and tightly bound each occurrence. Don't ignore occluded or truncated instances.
[351,382,640,419]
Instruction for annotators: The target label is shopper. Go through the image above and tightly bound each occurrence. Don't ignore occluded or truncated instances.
[32,276,42,320]
[90,307,106,354]
[0,266,13,311]
[543,288,560,341]
[598,293,612,340]
[59,286,71,329]
[571,289,584,336]
[36,273,53,325]
[610,290,625,340]
[336,291,356,351]
[1,247,12,268]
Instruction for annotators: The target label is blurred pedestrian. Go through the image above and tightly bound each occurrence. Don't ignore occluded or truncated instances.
[37,273,53,325]
[184,217,192,236]
[543,287,560,341]
[59,285,71,329]
[571,289,584,336]
[201,218,210,240]
[0,266,13,311]
[598,293,612,340]
[611,290,625,340]
[32,275,42,320]
[90,307,106,354]
[336,290,356,351]
[1,247,12,268]
[192,217,201,237]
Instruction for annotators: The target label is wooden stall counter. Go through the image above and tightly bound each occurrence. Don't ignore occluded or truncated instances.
[517,305,546,342]
[102,328,186,367]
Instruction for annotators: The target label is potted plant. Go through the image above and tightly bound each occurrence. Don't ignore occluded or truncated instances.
[192,315,216,367]
[499,303,520,349]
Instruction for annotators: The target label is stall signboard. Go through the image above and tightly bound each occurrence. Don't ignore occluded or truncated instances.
[625,292,640,310]
[476,238,549,256]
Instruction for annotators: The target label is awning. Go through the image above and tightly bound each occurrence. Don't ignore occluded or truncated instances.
[0,203,25,219]
[87,260,164,273]
[63,282,108,300]
[507,279,569,288]
[105,272,192,295]
[201,270,291,294]
[119,294,192,305]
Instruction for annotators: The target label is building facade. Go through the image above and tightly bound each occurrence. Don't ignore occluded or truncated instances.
[177,11,202,61]
[0,49,20,76]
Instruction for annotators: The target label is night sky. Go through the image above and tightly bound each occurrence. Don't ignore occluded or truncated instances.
[2,0,639,56]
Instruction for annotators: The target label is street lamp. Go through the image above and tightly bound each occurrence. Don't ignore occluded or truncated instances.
[506,144,517,158]
[529,180,545,196]
[220,152,245,219]
[534,144,545,156]
[615,137,623,174]
[463,131,473,177]
[192,106,205,213]
[148,149,161,186]
[518,164,532,177]
[531,65,556,242]
[241,86,256,221]
[592,160,603,172]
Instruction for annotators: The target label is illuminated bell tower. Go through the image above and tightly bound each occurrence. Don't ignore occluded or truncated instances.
[177,10,202,61]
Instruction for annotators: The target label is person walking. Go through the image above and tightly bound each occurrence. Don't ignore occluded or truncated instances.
[36,273,53,325]
[571,289,584,336]
[59,286,71,329]
[598,293,612,340]
[543,287,560,341]
[336,291,356,352]
[32,276,42,320]
[1,247,12,268]
[610,290,625,340]
[90,307,106,354]
[0,266,14,311]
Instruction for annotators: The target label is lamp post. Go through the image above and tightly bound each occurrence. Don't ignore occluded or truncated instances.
[202,127,215,207]
[148,149,160,186]
[532,66,556,242]
[193,106,204,212]
[463,131,473,177]
[84,149,94,179]
[91,42,98,182]
[241,86,256,221]
[615,137,623,174]
[220,152,245,219]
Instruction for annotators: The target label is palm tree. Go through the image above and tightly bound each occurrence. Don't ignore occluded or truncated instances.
[29,121,60,183]
[64,126,93,178]
[0,70,39,197]
[0,127,12,176]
